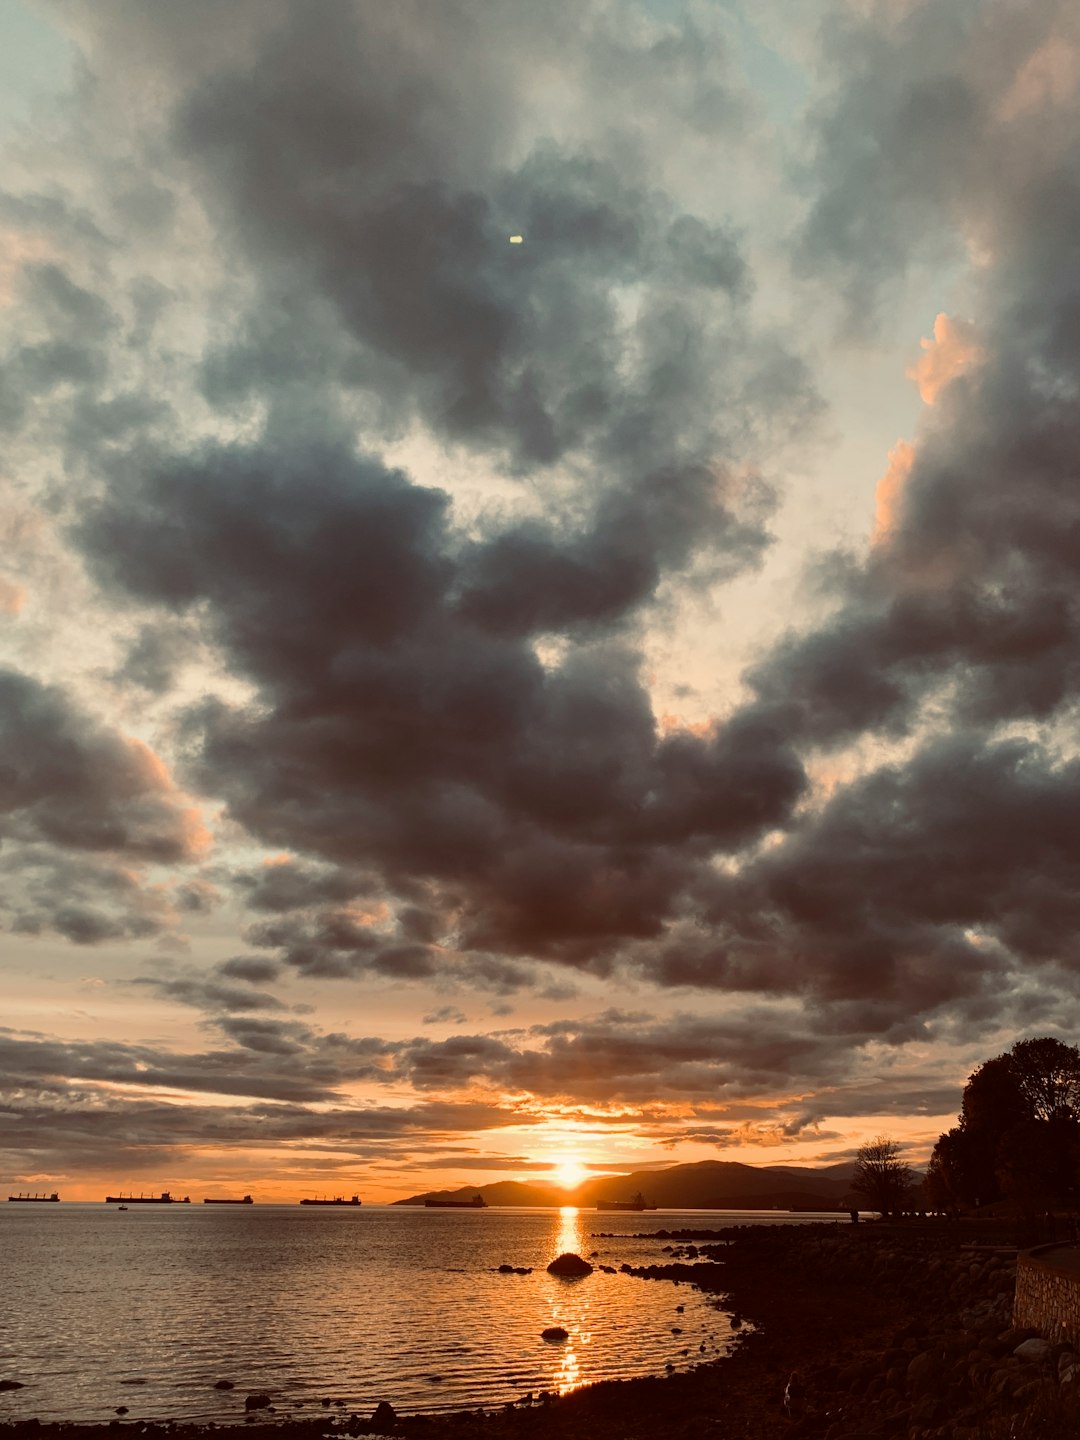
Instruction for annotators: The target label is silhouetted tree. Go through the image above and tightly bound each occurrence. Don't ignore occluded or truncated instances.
[851,1136,913,1217]
[929,1036,1080,1212]
[1009,1037,1080,1123]
[924,1127,967,1214]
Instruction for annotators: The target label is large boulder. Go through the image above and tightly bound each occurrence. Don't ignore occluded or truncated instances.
[369,1400,397,1433]
[1014,1337,1053,1364]
[542,1326,569,1341]
[244,1393,271,1411]
[547,1252,593,1277]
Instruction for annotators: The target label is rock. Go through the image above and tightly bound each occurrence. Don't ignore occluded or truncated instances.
[910,1392,941,1427]
[907,1349,945,1396]
[541,1326,569,1341]
[244,1393,271,1411]
[114,1407,128,1416]
[214,1379,235,1390]
[547,1251,593,1277]
[999,1326,1038,1348]
[1014,1338,1053,1363]
[369,1399,397,1433]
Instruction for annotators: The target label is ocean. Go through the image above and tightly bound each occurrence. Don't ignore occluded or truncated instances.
[0,1204,842,1425]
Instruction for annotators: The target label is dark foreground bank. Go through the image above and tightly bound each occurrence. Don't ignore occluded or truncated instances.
[5,1220,1080,1440]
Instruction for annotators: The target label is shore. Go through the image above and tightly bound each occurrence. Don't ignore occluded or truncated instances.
[5,1219,1079,1440]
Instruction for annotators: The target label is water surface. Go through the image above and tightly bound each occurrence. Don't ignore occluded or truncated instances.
[0,1204,840,1424]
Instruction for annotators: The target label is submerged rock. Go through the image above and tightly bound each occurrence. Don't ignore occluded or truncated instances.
[547,1251,593,1277]
[213,1379,235,1390]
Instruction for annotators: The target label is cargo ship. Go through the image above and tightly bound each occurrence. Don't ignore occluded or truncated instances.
[596,1191,655,1212]
[424,1195,488,1208]
[203,1195,254,1204]
[8,1192,60,1202]
[105,1192,191,1204]
[299,1195,361,1206]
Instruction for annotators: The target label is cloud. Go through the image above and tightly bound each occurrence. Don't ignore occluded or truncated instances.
[0,670,211,945]
[906,313,983,405]
[871,438,916,543]
[0,576,25,614]
[4,0,1080,1166]
[73,437,806,972]
[0,668,206,861]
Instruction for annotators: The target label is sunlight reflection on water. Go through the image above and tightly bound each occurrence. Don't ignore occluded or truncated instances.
[0,1205,835,1423]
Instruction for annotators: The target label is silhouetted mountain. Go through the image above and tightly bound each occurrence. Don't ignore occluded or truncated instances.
[393,1179,563,1207]
[396,1159,855,1210]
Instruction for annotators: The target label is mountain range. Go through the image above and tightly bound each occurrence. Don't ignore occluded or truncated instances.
[395,1159,859,1211]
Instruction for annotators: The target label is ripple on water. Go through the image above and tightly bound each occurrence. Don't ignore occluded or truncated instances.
[0,1204,822,1421]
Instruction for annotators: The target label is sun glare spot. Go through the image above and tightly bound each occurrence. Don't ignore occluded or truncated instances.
[554,1158,588,1191]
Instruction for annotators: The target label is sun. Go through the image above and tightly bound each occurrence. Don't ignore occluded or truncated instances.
[553,1157,588,1192]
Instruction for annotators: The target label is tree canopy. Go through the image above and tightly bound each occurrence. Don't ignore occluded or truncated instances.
[851,1136,914,1216]
[927,1036,1080,1212]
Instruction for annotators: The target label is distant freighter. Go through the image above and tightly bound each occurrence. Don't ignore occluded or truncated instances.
[596,1191,656,1212]
[8,1192,60,1202]
[203,1195,254,1204]
[424,1195,488,1208]
[299,1195,361,1206]
[105,1192,191,1204]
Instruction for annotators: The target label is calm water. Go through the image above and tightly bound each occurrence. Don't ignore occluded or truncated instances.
[0,1205,841,1424]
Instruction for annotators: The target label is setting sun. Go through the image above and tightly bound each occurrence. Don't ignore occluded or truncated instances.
[553,1157,589,1192]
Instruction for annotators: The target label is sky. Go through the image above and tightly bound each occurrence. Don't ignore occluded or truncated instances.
[2,0,1080,1203]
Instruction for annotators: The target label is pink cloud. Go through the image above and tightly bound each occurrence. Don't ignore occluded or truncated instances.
[906,314,983,405]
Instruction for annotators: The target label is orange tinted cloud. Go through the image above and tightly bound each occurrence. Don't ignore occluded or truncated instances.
[125,736,213,859]
[906,314,982,405]
[1000,35,1080,122]
[0,576,26,615]
[872,438,915,544]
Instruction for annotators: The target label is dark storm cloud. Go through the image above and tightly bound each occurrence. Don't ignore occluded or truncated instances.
[688,733,1080,1010]
[0,669,200,861]
[232,860,372,915]
[76,437,806,969]
[216,955,282,984]
[113,620,200,694]
[0,670,206,945]
[134,972,286,1015]
[579,0,1080,1044]
[387,1008,854,1106]
[11,1,816,994]
[0,1030,344,1104]
[171,2,782,472]
[13,0,1080,1088]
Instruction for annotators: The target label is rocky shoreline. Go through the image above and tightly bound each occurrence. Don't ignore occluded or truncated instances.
[4,1221,1080,1440]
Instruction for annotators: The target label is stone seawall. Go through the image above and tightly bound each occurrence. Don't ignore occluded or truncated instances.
[1014,1242,1080,1347]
